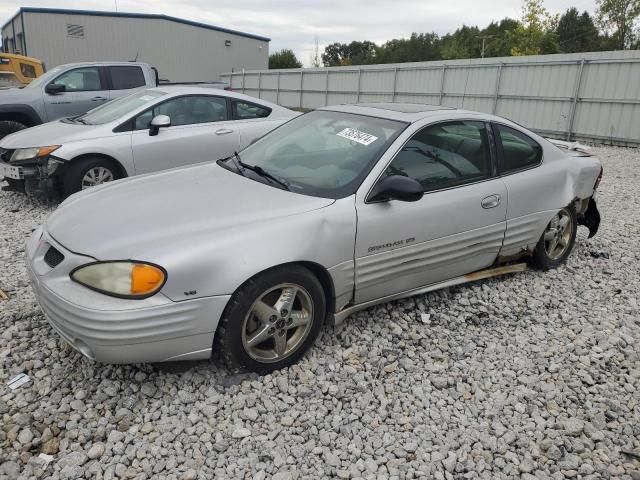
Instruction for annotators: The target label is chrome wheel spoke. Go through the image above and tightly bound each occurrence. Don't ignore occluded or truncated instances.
[246,324,273,347]
[252,301,278,323]
[82,167,114,190]
[544,229,557,241]
[288,310,311,329]
[274,287,297,316]
[548,237,559,255]
[273,332,287,357]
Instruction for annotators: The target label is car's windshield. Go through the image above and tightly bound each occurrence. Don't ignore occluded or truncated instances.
[24,67,62,89]
[75,90,167,125]
[228,110,407,198]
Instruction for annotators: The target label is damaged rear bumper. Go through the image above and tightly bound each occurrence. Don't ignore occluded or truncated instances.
[578,197,601,238]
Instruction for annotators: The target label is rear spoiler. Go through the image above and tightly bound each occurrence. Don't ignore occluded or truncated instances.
[545,138,592,155]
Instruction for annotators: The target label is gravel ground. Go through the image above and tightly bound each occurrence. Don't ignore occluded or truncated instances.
[1,146,639,480]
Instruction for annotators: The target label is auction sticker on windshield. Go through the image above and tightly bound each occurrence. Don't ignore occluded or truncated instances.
[336,128,378,146]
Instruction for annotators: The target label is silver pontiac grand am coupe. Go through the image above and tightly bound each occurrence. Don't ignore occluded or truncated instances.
[26,103,602,373]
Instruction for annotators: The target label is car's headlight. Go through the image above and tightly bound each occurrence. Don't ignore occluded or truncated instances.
[11,145,60,162]
[70,261,166,299]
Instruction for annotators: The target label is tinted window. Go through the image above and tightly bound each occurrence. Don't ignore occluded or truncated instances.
[134,95,227,129]
[496,124,542,173]
[80,90,166,125]
[20,63,37,78]
[233,100,271,119]
[383,121,492,193]
[52,67,102,91]
[108,66,146,90]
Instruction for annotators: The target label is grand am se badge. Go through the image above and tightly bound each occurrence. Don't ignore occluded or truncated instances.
[368,237,416,253]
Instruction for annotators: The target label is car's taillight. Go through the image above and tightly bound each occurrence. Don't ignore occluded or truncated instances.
[594,166,603,190]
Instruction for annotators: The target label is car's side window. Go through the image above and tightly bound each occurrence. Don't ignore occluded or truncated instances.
[108,66,146,90]
[495,124,542,174]
[51,67,103,92]
[233,100,271,120]
[133,96,228,130]
[382,120,492,193]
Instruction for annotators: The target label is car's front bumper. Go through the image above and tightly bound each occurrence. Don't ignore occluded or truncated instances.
[0,157,60,196]
[25,226,231,364]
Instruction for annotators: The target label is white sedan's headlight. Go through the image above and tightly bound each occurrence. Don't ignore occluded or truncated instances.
[71,261,166,299]
[11,145,60,162]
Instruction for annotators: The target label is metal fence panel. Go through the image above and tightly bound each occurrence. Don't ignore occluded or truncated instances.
[223,50,640,146]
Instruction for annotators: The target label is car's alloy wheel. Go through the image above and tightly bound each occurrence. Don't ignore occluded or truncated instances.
[543,208,574,260]
[81,167,115,189]
[531,205,577,270]
[216,265,325,373]
[241,283,314,363]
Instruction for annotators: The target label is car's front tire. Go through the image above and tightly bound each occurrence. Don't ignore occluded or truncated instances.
[531,205,577,270]
[216,265,326,373]
[63,156,121,197]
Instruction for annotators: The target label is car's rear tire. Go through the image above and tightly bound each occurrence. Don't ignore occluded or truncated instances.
[63,157,121,197]
[0,120,27,140]
[216,265,326,373]
[531,205,577,270]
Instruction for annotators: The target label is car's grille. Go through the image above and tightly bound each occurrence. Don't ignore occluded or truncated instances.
[44,246,65,268]
[0,148,14,162]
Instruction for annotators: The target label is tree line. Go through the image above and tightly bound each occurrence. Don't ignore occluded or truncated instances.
[269,0,640,69]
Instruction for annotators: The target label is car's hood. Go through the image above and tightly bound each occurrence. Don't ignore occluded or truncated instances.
[0,120,104,149]
[46,162,335,259]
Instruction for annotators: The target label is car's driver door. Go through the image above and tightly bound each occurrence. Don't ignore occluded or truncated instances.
[354,120,508,304]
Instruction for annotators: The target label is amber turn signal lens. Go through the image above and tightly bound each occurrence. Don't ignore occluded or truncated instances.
[37,145,61,157]
[131,264,165,295]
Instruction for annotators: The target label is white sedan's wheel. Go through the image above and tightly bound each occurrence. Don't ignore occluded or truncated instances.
[81,166,115,189]
[532,205,577,270]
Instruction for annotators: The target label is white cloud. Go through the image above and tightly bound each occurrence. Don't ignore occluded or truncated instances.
[1,0,598,66]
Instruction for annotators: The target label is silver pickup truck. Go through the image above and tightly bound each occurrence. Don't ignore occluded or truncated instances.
[0,61,227,139]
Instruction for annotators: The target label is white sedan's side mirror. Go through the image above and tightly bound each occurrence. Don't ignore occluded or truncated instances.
[149,115,171,136]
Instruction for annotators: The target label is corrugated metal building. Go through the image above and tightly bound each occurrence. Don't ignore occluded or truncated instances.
[223,50,640,146]
[1,7,270,82]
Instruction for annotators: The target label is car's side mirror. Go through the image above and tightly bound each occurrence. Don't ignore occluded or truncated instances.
[45,83,65,95]
[149,115,171,136]
[368,175,424,203]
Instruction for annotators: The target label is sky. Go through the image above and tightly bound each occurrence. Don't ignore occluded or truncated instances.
[1,0,598,66]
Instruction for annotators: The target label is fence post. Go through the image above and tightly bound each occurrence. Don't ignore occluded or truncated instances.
[299,70,304,109]
[493,63,503,114]
[325,69,330,106]
[391,67,398,102]
[242,71,246,94]
[439,65,447,105]
[567,59,585,141]
[257,72,262,98]
[356,68,362,103]
[276,72,281,105]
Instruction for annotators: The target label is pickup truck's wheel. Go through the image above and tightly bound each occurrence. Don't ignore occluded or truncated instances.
[63,157,121,197]
[0,120,27,140]
[532,205,577,270]
[216,265,325,373]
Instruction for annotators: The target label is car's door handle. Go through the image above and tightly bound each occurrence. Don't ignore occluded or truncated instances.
[91,96,108,102]
[481,194,501,209]
[215,128,234,135]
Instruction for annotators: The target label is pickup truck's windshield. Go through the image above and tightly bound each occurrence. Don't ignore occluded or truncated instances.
[75,90,166,125]
[223,110,407,199]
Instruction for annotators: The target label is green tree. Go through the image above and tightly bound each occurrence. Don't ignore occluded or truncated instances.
[596,0,640,49]
[321,41,377,66]
[440,25,481,59]
[375,33,441,63]
[480,18,521,57]
[509,0,559,55]
[269,49,302,69]
[557,8,603,52]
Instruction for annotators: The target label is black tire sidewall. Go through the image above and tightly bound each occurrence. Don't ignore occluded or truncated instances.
[532,205,578,270]
[217,266,326,373]
[63,157,120,197]
[0,120,27,140]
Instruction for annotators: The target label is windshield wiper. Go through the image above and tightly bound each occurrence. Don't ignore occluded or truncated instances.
[228,151,290,191]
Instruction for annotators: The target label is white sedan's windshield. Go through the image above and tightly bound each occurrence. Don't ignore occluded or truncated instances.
[232,110,407,198]
[76,90,166,125]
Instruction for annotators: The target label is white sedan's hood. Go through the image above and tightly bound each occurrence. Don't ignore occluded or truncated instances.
[0,120,106,149]
[46,162,334,259]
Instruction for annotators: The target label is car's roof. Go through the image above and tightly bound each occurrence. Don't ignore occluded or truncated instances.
[54,61,150,69]
[319,102,479,123]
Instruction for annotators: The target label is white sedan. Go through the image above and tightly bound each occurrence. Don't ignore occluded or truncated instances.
[0,87,298,197]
